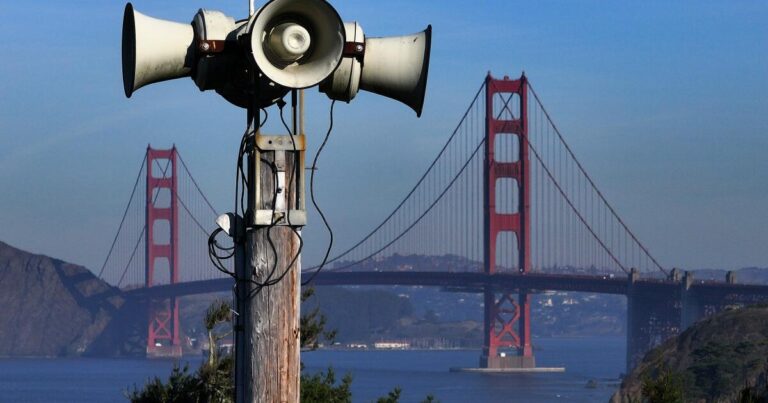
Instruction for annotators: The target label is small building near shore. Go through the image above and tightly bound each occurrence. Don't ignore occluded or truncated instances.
[373,341,410,350]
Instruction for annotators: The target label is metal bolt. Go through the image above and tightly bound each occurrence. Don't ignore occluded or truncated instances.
[201,42,211,51]
[356,44,364,52]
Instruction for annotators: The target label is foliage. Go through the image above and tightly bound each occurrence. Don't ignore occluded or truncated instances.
[299,367,352,403]
[373,388,439,403]
[300,288,336,350]
[204,300,232,368]
[197,355,234,402]
[376,388,402,403]
[634,341,768,402]
[128,290,437,402]
[641,366,684,403]
[126,299,235,403]
[739,386,768,403]
[687,340,764,399]
[126,364,199,403]
[738,369,768,403]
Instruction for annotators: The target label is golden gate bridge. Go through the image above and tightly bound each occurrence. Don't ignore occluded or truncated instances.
[97,74,768,371]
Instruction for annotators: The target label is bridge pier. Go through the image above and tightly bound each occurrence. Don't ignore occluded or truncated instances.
[680,271,705,329]
[625,269,681,372]
[625,269,768,372]
[480,289,535,369]
[680,270,753,329]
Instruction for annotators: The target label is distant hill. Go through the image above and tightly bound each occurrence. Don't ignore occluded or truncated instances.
[0,241,122,356]
[2,241,766,357]
[611,305,768,402]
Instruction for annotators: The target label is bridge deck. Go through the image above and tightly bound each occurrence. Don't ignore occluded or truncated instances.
[122,271,768,300]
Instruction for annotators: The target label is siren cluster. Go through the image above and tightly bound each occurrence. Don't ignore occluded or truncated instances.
[122,0,431,116]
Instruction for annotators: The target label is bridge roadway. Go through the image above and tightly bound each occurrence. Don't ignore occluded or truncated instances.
[123,271,768,300]
[123,270,768,371]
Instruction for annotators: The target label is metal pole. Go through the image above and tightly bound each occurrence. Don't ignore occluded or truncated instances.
[234,110,256,403]
[237,101,302,402]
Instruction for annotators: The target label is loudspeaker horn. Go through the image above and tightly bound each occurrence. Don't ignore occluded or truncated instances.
[321,23,432,117]
[362,26,432,117]
[122,3,195,97]
[248,0,345,89]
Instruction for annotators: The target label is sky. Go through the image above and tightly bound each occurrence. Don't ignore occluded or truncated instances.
[0,1,766,274]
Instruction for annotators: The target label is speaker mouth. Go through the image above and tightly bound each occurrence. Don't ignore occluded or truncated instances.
[414,25,432,118]
[248,0,345,89]
[122,3,136,98]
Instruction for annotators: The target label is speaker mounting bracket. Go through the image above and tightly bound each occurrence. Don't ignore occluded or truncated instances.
[342,42,366,61]
[252,133,306,227]
[198,40,226,53]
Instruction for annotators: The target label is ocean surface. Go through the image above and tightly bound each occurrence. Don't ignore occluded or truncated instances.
[0,337,624,402]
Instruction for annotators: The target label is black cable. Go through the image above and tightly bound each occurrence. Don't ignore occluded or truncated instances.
[253,97,306,291]
[250,158,281,292]
[234,108,266,236]
[247,157,299,297]
[208,228,236,276]
[248,101,306,295]
[213,96,323,294]
[279,101,292,136]
[207,110,261,283]
[308,83,486,269]
[306,82,513,273]
[260,108,269,128]
[237,128,251,225]
[302,100,336,285]
[234,126,248,243]
[217,106,289,295]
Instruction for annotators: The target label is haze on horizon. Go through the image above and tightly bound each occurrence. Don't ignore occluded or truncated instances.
[0,1,766,275]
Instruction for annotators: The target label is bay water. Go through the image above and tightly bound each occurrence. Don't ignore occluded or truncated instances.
[0,337,624,402]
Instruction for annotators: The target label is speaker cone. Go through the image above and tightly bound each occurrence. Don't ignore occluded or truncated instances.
[248,0,345,89]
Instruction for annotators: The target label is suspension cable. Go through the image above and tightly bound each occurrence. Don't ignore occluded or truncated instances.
[528,83,665,275]
[308,82,486,268]
[323,137,486,273]
[177,152,219,217]
[98,154,147,279]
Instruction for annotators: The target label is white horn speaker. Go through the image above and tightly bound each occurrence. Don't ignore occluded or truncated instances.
[321,24,432,117]
[248,0,345,89]
[122,3,195,97]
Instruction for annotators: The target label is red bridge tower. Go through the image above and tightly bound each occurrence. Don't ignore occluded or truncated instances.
[481,74,534,368]
[145,146,182,357]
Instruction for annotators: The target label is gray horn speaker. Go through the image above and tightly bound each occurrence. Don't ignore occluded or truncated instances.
[122,3,195,97]
[248,0,346,89]
[321,23,432,117]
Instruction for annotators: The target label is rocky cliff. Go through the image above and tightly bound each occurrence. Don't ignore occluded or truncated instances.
[611,305,768,402]
[0,241,123,356]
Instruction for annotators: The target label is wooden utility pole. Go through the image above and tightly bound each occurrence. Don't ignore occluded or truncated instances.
[236,91,304,403]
